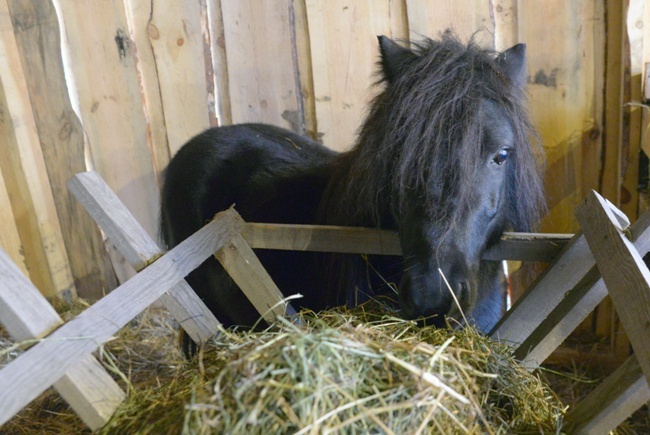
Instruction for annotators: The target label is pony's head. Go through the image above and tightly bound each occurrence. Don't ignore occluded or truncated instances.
[335,33,545,327]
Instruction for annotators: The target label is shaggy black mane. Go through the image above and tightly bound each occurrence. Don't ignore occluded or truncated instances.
[320,32,545,241]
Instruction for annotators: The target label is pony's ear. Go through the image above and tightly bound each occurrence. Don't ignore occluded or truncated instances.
[496,43,527,88]
[378,36,416,83]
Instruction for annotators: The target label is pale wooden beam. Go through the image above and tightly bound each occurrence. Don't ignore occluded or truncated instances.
[0,248,124,430]
[566,355,650,434]
[242,222,571,262]
[0,209,240,426]
[67,171,221,345]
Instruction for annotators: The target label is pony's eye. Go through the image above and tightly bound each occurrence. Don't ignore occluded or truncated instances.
[492,148,511,165]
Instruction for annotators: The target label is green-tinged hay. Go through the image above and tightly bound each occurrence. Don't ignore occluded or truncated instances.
[101,302,565,434]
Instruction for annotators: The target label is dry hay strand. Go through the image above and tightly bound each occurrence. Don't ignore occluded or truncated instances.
[100,301,564,434]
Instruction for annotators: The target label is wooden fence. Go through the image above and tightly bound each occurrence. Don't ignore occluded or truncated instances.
[0,0,648,380]
[0,171,648,433]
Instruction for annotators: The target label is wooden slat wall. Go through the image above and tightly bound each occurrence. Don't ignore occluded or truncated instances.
[0,1,644,364]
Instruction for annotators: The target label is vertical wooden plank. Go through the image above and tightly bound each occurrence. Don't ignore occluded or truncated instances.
[0,167,26,276]
[492,0,519,51]
[290,0,316,138]
[138,0,216,155]
[406,0,494,47]
[306,0,408,150]
[205,0,232,126]
[0,0,74,299]
[220,0,301,131]
[123,0,171,189]
[7,0,118,300]
[518,0,603,235]
[55,1,160,242]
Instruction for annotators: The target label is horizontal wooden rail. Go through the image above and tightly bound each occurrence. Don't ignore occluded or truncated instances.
[241,222,572,262]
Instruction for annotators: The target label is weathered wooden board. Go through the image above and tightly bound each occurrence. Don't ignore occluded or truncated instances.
[576,190,650,383]
[68,171,222,344]
[216,226,297,324]
[0,167,26,276]
[406,0,494,47]
[7,0,118,300]
[56,1,160,243]
[495,205,650,367]
[0,247,124,430]
[205,0,232,126]
[242,222,570,261]
[518,0,603,235]
[0,209,240,426]
[220,0,301,131]
[0,0,74,299]
[306,0,407,150]
[123,0,171,189]
[143,0,216,155]
[566,354,650,434]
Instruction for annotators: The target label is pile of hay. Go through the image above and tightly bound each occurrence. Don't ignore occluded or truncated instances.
[100,301,564,434]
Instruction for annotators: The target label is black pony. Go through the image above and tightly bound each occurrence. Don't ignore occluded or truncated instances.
[161,33,544,346]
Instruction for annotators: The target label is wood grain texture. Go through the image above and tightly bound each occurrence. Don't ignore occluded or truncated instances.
[146,0,216,154]
[0,210,239,426]
[406,0,494,46]
[306,0,407,150]
[216,227,297,323]
[7,0,118,300]
[68,171,221,343]
[576,190,650,383]
[566,354,650,434]
[56,1,160,243]
[0,167,26,276]
[0,0,74,299]
[0,247,124,430]
[220,0,301,130]
[242,222,570,261]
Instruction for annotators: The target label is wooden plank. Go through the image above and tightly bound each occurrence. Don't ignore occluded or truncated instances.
[68,171,221,344]
[406,0,494,47]
[220,0,301,131]
[306,0,408,150]
[242,222,570,261]
[56,1,160,243]
[205,0,232,125]
[7,0,118,300]
[491,232,596,343]
[144,0,216,154]
[492,0,518,51]
[0,247,124,430]
[215,226,297,324]
[290,0,317,138]
[0,0,75,299]
[495,204,650,364]
[123,0,171,189]
[576,190,650,383]
[0,166,26,276]
[0,209,240,426]
[518,0,603,235]
[566,355,650,434]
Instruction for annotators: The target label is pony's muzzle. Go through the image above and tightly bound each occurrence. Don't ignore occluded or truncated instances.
[398,258,475,327]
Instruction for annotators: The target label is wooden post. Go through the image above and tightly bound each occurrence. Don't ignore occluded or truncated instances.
[67,171,222,344]
[0,248,124,430]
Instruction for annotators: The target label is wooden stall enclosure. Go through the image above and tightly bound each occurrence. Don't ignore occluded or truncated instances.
[0,0,649,402]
